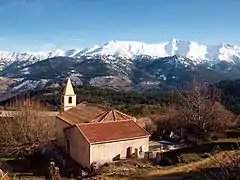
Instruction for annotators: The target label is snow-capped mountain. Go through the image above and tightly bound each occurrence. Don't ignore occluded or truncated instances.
[1,39,240,98]
[1,39,240,67]
[78,39,240,64]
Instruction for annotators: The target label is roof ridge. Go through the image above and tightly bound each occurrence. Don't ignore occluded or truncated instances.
[114,110,134,119]
[77,119,133,126]
[98,110,113,122]
[77,101,112,110]
[89,111,109,122]
[57,101,135,126]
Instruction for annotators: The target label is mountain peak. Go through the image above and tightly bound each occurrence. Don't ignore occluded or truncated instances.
[0,39,240,66]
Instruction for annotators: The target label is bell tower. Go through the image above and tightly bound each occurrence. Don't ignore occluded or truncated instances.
[61,78,76,112]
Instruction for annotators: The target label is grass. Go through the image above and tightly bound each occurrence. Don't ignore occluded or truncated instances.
[0,157,21,162]
[95,151,233,180]
[226,128,240,133]
[180,153,202,163]
[149,137,240,171]
[211,137,240,143]
[9,172,34,176]
[225,128,240,138]
[145,150,239,180]
[145,137,240,180]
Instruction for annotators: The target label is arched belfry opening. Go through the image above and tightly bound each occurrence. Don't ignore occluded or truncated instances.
[69,96,72,104]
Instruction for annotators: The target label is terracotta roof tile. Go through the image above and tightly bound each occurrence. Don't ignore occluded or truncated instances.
[76,120,150,144]
[57,102,135,125]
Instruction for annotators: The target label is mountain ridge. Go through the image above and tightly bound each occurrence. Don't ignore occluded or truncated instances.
[1,39,240,67]
[1,39,240,97]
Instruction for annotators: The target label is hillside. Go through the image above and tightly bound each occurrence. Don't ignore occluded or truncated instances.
[2,78,240,115]
[0,85,178,116]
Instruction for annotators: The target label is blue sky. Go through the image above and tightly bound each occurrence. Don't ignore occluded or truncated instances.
[0,0,239,51]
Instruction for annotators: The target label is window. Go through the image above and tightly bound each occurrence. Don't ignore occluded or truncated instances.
[69,96,72,104]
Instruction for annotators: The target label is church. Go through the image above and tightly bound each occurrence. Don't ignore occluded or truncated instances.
[56,78,150,169]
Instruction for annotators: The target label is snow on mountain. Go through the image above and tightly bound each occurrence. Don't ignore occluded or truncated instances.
[0,39,240,68]
[0,49,79,66]
[12,79,51,92]
[78,40,168,58]
[77,39,240,64]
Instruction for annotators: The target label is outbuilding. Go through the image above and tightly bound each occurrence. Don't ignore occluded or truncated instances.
[64,120,150,169]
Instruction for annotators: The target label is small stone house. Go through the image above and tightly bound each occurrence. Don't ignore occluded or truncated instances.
[56,78,150,169]
[64,120,150,169]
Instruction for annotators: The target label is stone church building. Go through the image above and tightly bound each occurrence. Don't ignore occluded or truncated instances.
[56,78,150,169]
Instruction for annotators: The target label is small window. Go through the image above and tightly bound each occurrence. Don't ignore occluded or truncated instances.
[69,97,72,104]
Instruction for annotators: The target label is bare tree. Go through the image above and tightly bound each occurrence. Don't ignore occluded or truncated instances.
[0,97,57,157]
[178,82,234,140]
[156,82,235,141]
[136,117,157,135]
[155,106,181,140]
[205,149,240,180]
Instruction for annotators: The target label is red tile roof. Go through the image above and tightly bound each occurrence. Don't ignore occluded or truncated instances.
[76,120,150,144]
[57,102,135,125]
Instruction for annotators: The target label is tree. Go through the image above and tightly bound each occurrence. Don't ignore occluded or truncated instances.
[136,117,157,135]
[155,106,180,140]
[156,82,235,141]
[0,97,57,157]
[177,82,234,140]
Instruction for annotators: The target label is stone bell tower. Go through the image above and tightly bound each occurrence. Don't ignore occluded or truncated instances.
[61,78,76,112]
